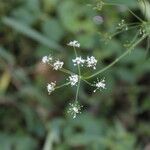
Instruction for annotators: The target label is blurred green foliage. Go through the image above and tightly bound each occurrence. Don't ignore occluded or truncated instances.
[0,0,150,149]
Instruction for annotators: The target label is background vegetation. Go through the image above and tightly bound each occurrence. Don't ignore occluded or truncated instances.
[0,0,150,149]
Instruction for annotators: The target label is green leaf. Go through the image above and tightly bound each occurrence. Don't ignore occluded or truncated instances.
[2,17,64,51]
[58,1,95,33]
[42,19,64,42]
[0,47,15,65]
[107,0,137,7]
[0,133,38,150]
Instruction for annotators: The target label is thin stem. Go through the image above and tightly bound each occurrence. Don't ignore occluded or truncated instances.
[73,47,81,101]
[48,63,75,75]
[60,68,74,75]
[73,47,81,75]
[75,77,81,102]
[104,2,144,22]
[127,7,144,22]
[126,22,141,26]
[111,24,141,37]
[129,30,141,47]
[81,77,95,86]
[55,82,70,90]
[84,34,147,79]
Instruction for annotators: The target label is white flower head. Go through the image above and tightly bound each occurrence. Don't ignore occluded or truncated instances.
[93,78,106,92]
[47,82,56,94]
[42,55,53,64]
[86,56,97,69]
[42,56,49,64]
[67,101,83,119]
[72,56,85,66]
[68,74,79,86]
[53,60,64,70]
[68,40,80,48]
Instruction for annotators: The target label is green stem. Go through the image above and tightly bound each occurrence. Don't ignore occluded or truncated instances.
[55,82,70,90]
[81,77,95,86]
[104,2,144,23]
[49,63,75,75]
[84,35,147,80]
[111,24,141,37]
[60,68,74,75]
[73,47,81,101]
[75,77,81,102]
[73,47,81,75]
[129,30,141,46]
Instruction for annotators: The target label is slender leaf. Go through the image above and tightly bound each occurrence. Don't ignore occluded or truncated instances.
[2,17,64,51]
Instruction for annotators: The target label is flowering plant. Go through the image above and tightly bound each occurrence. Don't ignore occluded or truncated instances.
[42,40,106,118]
[42,0,150,119]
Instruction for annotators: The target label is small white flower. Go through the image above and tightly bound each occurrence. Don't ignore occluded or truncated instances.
[86,56,97,69]
[117,19,128,31]
[53,60,64,70]
[48,55,53,62]
[72,56,85,66]
[42,55,53,64]
[68,40,80,48]
[47,82,56,94]
[93,78,106,92]
[42,56,49,64]
[69,74,79,86]
[67,101,83,119]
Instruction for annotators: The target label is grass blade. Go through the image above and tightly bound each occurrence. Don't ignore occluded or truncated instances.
[2,17,64,51]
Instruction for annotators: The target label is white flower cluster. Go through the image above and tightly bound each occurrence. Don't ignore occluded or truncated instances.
[41,40,106,119]
[68,40,98,69]
[42,55,63,95]
[42,55,64,70]
[69,74,79,86]
[86,56,97,69]
[53,60,64,70]
[72,56,85,66]
[68,40,80,48]
[93,78,106,93]
[67,102,83,119]
[72,56,98,69]
[47,82,56,94]
[42,55,52,64]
